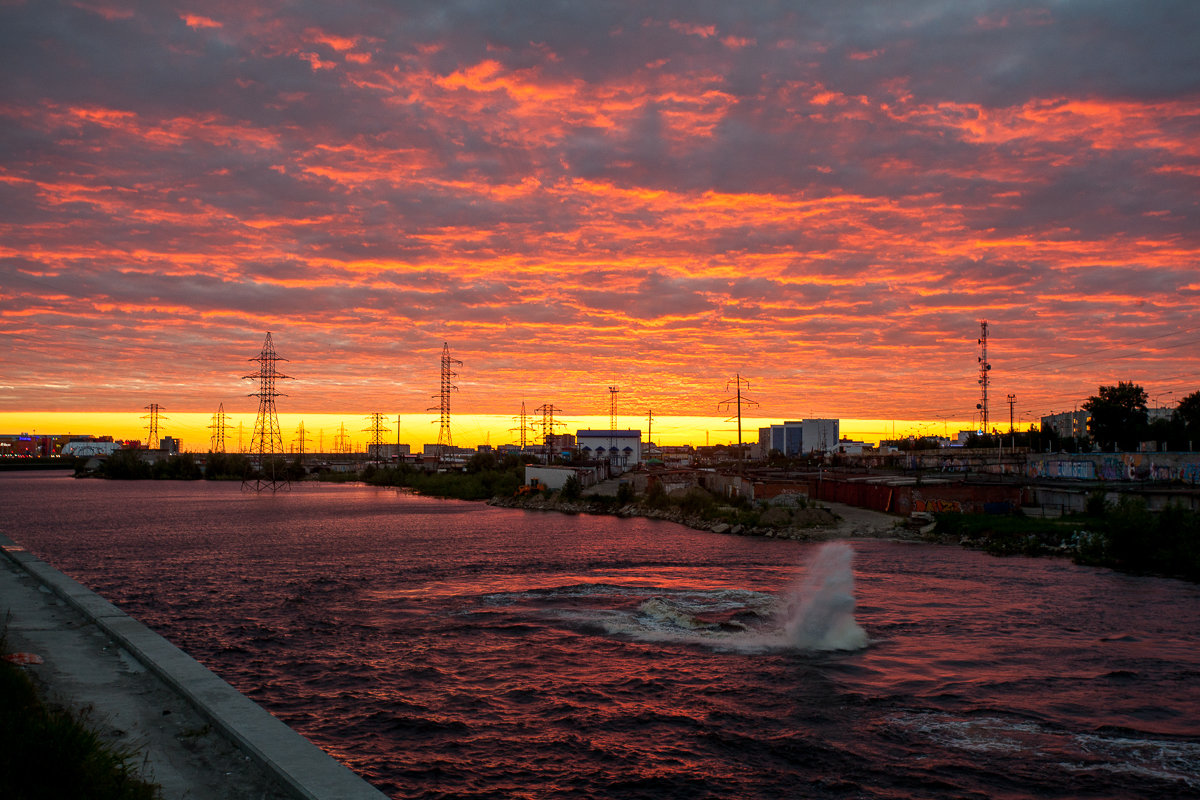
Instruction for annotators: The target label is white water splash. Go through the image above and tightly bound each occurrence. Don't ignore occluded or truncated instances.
[781,542,869,651]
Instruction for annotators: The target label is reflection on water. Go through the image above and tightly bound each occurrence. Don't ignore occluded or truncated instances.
[3,472,1200,799]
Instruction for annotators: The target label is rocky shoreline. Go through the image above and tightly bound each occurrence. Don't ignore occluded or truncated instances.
[487,494,917,542]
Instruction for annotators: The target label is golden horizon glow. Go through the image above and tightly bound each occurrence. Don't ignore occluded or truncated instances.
[0,412,1000,452]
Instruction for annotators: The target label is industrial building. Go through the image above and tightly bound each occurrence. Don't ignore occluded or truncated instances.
[757,419,841,457]
[576,430,642,472]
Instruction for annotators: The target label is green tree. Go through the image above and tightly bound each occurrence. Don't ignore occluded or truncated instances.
[1176,390,1200,448]
[561,474,581,500]
[1084,381,1148,451]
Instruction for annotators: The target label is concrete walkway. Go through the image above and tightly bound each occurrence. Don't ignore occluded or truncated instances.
[0,533,387,800]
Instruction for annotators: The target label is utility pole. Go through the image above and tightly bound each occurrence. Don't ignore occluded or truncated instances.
[718,374,758,471]
[244,331,293,492]
[1007,394,1016,434]
[976,320,991,433]
[208,403,230,453]
[428,342,462,464]
[646,408,654,460]
[142,403,165,449]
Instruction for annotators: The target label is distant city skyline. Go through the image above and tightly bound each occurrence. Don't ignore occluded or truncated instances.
[1,411,969,452]
[2,2,1197,426]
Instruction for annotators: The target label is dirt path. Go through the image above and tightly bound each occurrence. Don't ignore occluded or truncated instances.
[813,500,913,540]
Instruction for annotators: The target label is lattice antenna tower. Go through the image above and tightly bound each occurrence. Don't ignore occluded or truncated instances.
[718,374,758,468]
[427,342,462,462]
[142,403,166,448]
[976,320,991,433]
[607,385,621,463]
[364,413,389,459]
[244,332,293,458]
[208,403,231,453]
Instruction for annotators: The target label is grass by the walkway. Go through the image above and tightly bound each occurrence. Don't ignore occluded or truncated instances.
[0,622,160,800]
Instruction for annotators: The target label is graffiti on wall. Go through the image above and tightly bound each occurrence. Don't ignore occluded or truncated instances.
[1026,454,1200,483]
[1028,459,1095,480]
[913,498,963,513]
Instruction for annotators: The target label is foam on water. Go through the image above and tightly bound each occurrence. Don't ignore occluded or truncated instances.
[781,541,869,651]
[479,543,869,653]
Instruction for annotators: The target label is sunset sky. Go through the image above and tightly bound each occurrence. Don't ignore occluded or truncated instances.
[3,1,1199,448]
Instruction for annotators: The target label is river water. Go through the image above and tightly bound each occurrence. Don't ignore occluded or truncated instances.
[2,472,1199,798]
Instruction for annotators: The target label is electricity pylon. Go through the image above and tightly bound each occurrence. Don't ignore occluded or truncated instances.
[428,342,462,464]
[142,403,165,448]
[243,331,293,492]
[334,423,350,454]
[534,403,566,462]
[364,413,389,459]
[718,374,758,470]
[208,403,231,453]
[510,400,537,449]
[294,420,310,458]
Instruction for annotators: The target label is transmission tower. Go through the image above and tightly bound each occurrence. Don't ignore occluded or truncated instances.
[294,420,310,458]
[334,423,350,454]
[534,403,566,462]
[243,331,293,492]
[1007,394,1016,434]
[208,403,231,453]
[718,374,758,469]
[976,320,991,433]
[510,401,537,449]
[364,413,389,459]
[427,342,462,463]
[142,403,165,448]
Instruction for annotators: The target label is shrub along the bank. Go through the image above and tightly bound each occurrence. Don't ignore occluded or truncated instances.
[359,459,525,501]
[1077,496,1200,579]
[938,498,1200,581]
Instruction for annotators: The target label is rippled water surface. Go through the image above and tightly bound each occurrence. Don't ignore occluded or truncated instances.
[4,472,1200,798]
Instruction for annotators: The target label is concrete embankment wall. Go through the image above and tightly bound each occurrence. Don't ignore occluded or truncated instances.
[0,533,387,800]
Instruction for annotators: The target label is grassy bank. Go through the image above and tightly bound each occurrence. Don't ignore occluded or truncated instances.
[342,452,530,501]
[935,495,1200,581]
[0,624,159,799]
